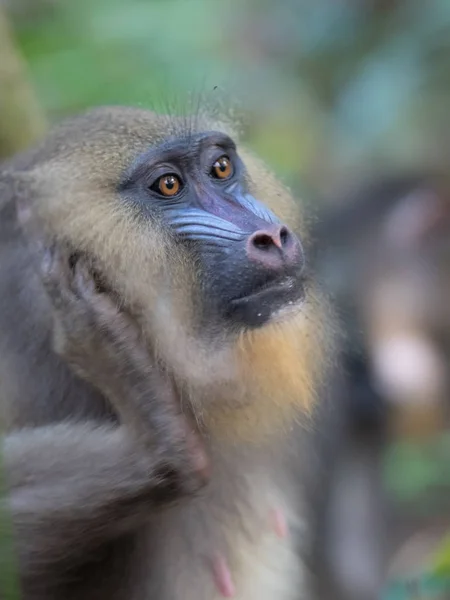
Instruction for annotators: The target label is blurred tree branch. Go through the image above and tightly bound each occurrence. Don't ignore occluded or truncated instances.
[0,7,46,160]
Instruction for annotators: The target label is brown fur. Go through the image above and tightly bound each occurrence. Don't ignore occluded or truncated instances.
[0,105,333,600]
[10,106,329,443]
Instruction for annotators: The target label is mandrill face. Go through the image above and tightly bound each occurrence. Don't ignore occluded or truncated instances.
[119,129,306,331]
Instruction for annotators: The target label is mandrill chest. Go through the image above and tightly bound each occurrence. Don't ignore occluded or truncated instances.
[141,456,304,600]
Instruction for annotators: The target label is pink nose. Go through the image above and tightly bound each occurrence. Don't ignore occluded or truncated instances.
[246,224,302,271]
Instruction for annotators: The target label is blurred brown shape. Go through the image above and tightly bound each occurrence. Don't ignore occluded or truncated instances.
[312,173,450,599]
[0,7,46,160]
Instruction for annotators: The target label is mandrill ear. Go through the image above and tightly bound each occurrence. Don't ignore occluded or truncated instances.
[3,169,58,260]
[2,169,39,228]
[8,167,62,242]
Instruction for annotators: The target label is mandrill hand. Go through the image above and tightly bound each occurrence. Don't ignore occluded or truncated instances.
[38,243,209,497]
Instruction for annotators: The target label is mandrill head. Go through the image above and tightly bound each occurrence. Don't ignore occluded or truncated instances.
[13,106,331,441]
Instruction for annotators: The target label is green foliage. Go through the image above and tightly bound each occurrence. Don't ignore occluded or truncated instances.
[9,0,450,193]
[0,442,21,599]
[383,433,450,514]
[383,574,450,600]
[15,0,236,115]
[432,534,450,578]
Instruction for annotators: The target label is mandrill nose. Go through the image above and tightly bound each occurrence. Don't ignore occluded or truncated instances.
[246,224,303,271]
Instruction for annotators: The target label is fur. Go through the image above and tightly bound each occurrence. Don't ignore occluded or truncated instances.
[0,105,333,599]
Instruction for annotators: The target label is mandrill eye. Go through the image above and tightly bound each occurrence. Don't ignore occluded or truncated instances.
[151,174,182,197]
[211,155,233,180]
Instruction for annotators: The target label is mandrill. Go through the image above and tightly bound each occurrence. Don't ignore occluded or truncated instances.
[0,106,332,600]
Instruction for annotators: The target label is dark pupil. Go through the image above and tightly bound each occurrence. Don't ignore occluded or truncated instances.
[218,159,227,172]
[165,176,176,189]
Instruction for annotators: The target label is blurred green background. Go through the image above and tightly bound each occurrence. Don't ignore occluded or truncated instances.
[3,0,450,198]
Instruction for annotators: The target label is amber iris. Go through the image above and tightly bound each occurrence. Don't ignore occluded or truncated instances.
[158,174,181,196]
[212,155,233,179]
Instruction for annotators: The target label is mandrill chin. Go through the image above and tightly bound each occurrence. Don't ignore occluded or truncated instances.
[0,105,332,600]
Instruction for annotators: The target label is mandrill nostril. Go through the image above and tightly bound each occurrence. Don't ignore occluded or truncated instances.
[279,226,289,246]
[252,233,275,250]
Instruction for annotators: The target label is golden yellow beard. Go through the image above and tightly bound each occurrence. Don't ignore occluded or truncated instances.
[191,291,331,445]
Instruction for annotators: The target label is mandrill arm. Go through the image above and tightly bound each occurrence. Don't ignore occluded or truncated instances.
[2,245,208,584]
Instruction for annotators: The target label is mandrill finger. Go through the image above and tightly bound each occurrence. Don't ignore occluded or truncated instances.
[39,244,72,309]
[72,259,98,299]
